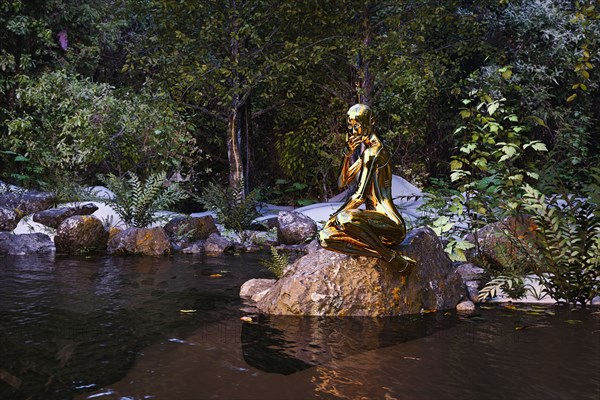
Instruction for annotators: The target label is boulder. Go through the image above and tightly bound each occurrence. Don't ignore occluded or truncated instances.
[467,215,536,270]
[107,227,172,256]
[203,233,234,254]
[0,191,55,215]
[164,215,218,242]
[32,203,98,229]
[255,227,464,316]
[277,211,317,245]
[0,232,55,255]
[54,216,108,254]
[0,207,20,231]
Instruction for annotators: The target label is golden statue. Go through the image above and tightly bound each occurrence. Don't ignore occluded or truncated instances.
[319,104,414,270]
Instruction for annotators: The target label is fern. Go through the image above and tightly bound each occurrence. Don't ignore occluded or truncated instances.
[197,180,260,236]
[260,246,289,278]
[478,275,526,302]
[99,171,188,228]
[519,183,600,305]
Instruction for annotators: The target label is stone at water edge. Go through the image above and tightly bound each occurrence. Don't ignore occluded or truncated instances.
[277,211,317,245]
[204,233,234,254]
[32,203,99,229]
[54,215,108,254]
[456,300,476,313]
[240,279,277,303]
[164,216,218,242]
[0,232,55,255]
[107,227,172,256]
[254,227,464,316]
[465,281,481,303]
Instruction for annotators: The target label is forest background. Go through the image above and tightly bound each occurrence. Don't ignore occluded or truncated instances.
[1,0,598,208]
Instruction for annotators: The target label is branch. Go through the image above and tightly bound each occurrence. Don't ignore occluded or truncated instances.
[184,103,228,122]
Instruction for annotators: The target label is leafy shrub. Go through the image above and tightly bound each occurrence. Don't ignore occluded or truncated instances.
[99,171,188,228]
[4,71,199,183]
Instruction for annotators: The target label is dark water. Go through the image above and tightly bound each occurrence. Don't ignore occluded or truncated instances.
[0,254,598,400]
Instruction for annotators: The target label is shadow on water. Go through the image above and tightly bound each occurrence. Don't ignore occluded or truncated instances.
[241,313,461,375]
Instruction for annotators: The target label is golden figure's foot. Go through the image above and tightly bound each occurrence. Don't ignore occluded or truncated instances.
[386,250,416,273]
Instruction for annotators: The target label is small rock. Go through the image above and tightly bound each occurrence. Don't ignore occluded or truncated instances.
[0,207,20,231]
[182,241,205,254]
[456,300,476,313]
[277,211,317,245]
[0,232,55,255]
[591,296,600,306]
[240,279,277,301]
[32,203,98,229]
[455,263,486,282]
[465,281,480,303]
[204,233,234,254]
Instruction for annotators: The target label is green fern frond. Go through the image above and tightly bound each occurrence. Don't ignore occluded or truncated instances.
[260,246,289,278]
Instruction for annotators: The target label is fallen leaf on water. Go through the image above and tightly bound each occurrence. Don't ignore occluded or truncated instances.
[179,309,197,313]
[526,311,545,316]
[209,274,223,278]
[565,319,583,324]
[240,316,253,322]
[403,356,421,361]
[503,304,517,310]
[421,309,437,314]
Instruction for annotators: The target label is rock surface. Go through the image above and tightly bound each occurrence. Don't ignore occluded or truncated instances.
[254,227,463,316]
[465,281,481,303]
[0,207,20,231]
[240,279,277,303]
[455,263,486,282]
[32,203,99,229]
[54,216,108,254]
[456,300,476,313]
[107,227,172,256]
[0,191,55,215]
[277,211,317,245]
[0,232,55,255]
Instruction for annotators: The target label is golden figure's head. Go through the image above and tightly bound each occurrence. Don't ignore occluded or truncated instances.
[347,103,373,137]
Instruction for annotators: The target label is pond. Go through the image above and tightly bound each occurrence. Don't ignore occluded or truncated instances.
[0,254,598,400]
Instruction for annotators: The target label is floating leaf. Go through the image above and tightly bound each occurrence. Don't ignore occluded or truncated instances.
[209,273,223,278]
[179,309,197,313]
[240,316,253,322]
[565,320,583,324]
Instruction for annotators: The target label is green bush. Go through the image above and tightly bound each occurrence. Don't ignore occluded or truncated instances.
[4,71,199,183]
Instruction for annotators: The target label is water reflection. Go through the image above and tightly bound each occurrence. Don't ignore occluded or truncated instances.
[241,313,460,375]
[0,254,599,400]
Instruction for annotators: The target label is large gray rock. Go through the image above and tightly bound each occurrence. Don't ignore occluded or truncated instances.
[32,203,98,229]
[0,207,20,231]
[107,227,172,256]
[0,232,55,255]
[455,263,486,282]
[54,215,108,254]
[254,227,464,316]
[240,279,277,303]
[0,191,55,215]
[277,211,317,245]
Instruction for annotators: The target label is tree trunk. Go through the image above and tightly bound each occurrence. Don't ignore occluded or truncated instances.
[227,105,244,192]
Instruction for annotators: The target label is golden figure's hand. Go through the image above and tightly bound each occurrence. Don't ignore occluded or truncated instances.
[346,135,363,153]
